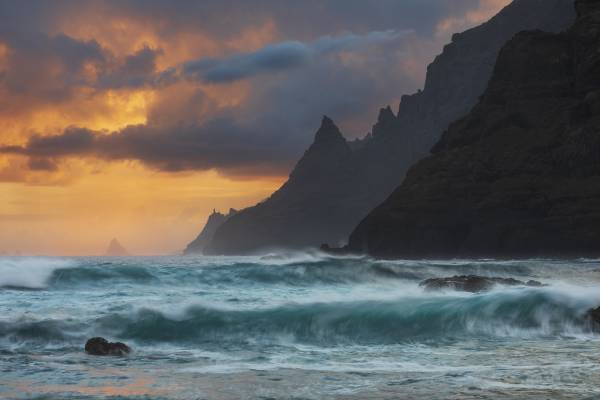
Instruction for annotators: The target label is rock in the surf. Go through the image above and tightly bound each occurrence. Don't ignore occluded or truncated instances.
[85,337,131,356]
[420,275,543,293]
[585,306,600,330]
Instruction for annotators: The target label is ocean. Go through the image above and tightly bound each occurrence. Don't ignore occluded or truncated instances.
[1,254,600,399]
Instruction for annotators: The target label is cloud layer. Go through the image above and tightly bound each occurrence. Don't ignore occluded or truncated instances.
[183,30,408,83]
[0,0,510,179]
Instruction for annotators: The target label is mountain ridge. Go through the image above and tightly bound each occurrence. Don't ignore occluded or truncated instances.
[201,0,575,255]
[346,0,600,258]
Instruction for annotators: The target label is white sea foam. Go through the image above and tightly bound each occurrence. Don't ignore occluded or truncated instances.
[0,257,74,289]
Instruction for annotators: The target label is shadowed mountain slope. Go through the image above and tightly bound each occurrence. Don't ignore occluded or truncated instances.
[347,0,600,258]
[202,0,575,255]
[184,209,237,254]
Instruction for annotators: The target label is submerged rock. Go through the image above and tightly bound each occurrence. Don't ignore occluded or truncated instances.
[85,337,131,356]
[420,275,544,293]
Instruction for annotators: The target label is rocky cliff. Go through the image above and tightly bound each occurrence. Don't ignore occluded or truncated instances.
[184,209,237,254]
[347,0,600,258]
[204,0,574,255]
[206,117,361,254]
[396,0,576,154]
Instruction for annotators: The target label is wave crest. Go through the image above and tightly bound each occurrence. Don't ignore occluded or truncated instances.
[0,257,74,289]
[96,289,599,345]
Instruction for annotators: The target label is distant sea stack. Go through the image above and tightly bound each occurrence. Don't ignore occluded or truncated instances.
[104,238,130,256]
[202,0,574,255]
[347,0,600,258]
[184,209,237,254]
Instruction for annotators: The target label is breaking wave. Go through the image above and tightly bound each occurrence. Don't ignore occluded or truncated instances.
[7,253,600,292]
[0,257,74,289]
[3,255,600,351]
[90,287,600,345]
[22,256,593,289]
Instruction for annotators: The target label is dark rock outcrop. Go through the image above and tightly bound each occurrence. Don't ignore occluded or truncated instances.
[184,208,237,254]
[204,0,574,255]
[85,337,131,356]
[206,116,359,254]
[585,306,600,330]
[420,275,544,292]
[104,238,129,257]
[395,0,576,156]
[348,0,600,258]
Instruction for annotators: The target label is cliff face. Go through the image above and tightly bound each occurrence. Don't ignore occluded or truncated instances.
[204,0,574,255]
[184,209,237,254]
[397,0,577,154]
[348,0,600,258]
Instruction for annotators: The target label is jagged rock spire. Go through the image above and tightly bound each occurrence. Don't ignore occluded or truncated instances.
[286,115,350,183]
[372,106,397,137]
[313,115,346,145]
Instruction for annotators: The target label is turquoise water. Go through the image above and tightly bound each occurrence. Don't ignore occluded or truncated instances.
[1,255,600,399]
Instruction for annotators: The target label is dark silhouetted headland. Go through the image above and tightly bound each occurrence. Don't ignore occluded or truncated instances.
[185,209,237,254]
[203,0,575,255]
[347,0,600,258]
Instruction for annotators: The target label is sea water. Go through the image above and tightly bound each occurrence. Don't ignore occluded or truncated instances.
[1,254,600,399]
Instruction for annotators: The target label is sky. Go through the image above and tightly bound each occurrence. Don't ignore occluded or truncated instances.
[0,0,510,256]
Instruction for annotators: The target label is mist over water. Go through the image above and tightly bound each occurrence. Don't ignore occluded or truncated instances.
[1,255,600,399]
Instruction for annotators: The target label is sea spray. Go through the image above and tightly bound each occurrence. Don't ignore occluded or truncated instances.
[95,289,600,346]
[4,284,599,347]
[0,257,74,289]
[28,255,600,290]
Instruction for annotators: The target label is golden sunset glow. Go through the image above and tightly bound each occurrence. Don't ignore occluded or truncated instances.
[0,164,282,255]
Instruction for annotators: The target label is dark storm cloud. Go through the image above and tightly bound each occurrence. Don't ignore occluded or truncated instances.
[0,28,171,106]
[0,122,292,175]
[96,46,177,89]
[100,0,487,40]
[184,41,310,83]
[3,128,96,157]
[0,29,106,101]
[184,30,406,83]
